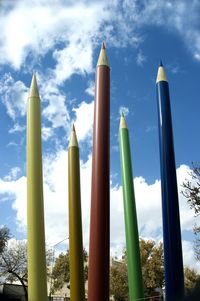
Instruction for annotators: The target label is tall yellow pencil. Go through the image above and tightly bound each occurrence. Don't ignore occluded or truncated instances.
[27,74,47,301]
[68,125,85,301]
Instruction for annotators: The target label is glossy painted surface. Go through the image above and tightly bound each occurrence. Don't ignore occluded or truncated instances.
[68,129,85,301]
[27,75,47,301]
[157,77,184,301]
[119,116,144,301]
[88,47,110,301]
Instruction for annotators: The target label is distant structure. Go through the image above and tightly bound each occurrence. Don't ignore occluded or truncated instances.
[0,283,26,301]
[156,62,184,301]
[88,44,110,301]
[27,75,47,301]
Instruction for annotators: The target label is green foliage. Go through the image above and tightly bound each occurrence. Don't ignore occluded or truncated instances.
[182,163,200,216]
[184,267,200,295]
[51,252,70,292]
[51,249,88,293]
[140,239,164,296]
[110,261,128,301]
[110,240,200,300]
[182,163,200,260]
[110,239,164,300]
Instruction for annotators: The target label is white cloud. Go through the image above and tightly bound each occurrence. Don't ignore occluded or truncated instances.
[4,167,21,181]
[85,80,95,97]
[0,176,27,231]
[182,240,200,272]
[0,158,199,270]
[136,51,147,66]
[0,0,199,81]
[73,101,94,142]
[41,126,55,141]
[0,73,70,138]
[42,91,69,129]
[194,53,200,61]
[0,73,28,120]
[53,41,93,85]
[7,141,18,148]
[1,1,199,140]
[9,123,25,134]
[134,177,162,237]
[7,237,26,247]
[0,1,109,72]
[36,73,71,134]
[119,106,129,117]
[121,0,200,61]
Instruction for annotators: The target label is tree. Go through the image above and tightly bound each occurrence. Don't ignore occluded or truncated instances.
[110,260,128,301]
[0,226,10,253]
[0,240,28,301]
[51,252,70,293]
[51,249,88,294]
[110,239,164,300]
[140,239,164,297]
[182,163,200,260]
[184,267,200,295]
[0,238,53,301]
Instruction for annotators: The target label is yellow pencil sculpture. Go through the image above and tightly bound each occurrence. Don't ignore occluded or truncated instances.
[27,74,47,301]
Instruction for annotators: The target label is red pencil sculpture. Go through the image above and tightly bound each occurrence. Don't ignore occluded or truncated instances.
[88,44,110,301]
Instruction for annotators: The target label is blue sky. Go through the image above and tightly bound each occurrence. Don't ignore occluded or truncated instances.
[0,0,200,270]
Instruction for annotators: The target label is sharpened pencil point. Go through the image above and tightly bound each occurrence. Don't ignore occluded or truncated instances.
[159,59,163,67]
[29,73,40,98]
[69,125,78,148]
[97,44,109,67]
[120,114,127,129]
[156,64,168,83]
[102,42,106,49]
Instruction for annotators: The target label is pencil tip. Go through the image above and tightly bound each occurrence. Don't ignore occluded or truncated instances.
[102,42,106,49]
[97,44,109,67]
[69,125,78,148]
[120,114,127,129]
[156,62,168,83]
[29,73,40,98]
[159,59,163,67]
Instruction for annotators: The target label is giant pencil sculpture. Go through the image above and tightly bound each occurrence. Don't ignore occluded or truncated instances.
[88,44,110,301]
[27,74,47,301]
[156,62,184,301]
[119,114,144,301]
[68,125,85,301]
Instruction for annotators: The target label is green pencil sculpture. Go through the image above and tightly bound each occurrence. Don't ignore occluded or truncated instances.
[119,114,144,301]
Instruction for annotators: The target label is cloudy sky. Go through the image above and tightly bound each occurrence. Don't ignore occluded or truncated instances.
[0,0,200,271]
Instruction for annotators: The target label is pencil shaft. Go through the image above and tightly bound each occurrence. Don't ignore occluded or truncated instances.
[157,79,184,301]
[119,126,144,301]
[27,76,47,301]
[68,145,85,301]
[88,64,110,301]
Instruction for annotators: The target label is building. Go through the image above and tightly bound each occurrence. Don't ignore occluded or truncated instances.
[0,283,26,301]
